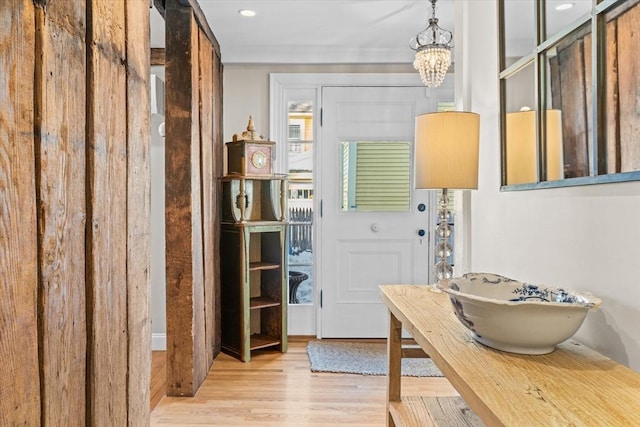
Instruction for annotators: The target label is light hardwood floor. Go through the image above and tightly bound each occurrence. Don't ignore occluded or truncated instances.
[151,351,167,411]
[150,339,458,426]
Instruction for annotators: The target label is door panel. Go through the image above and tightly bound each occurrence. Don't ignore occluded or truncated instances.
[337,240,413,303]
[320,85,453,337]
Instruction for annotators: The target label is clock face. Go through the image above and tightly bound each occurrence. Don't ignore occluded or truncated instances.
[251,150,267,169]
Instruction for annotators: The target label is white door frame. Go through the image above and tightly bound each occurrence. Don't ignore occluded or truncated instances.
[270,73,472,337]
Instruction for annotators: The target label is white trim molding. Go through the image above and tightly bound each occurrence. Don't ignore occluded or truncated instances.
[151,333,166,351]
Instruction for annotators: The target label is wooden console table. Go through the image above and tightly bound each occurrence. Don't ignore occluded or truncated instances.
[380,285,640,427]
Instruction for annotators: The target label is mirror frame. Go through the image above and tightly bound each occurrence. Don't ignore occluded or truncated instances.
[498,0,640,190]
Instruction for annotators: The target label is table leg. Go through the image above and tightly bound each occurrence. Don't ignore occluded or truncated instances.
[387,310,402,426]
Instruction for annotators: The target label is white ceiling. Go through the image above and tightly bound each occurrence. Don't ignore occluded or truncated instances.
[150,0,593,64]
[150,0,454,64]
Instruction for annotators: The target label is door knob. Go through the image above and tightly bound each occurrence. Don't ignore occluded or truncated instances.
[371,223,380,232]
[417,229,426,237]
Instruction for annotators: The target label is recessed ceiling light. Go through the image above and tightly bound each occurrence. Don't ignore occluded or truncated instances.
[238,9,256,17]
[555,3,574,11]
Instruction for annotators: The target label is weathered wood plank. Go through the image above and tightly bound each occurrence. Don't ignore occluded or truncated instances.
[605,21,620,174]
[199,28,216,368]
[558,39,589,178]
[165,0,196,396]
[86,0,128,422]
[617,3,640,172]
[34,0,88,423]
[583,32,593,164]
[177,0,220,55]
[191,18,207,389]
[151,47,165,66]
[585,22,621,175]
[212,42,223,356]
[165,0,206,396]
[126,0,152,424]
[548,56,562,110]
[423,396,483,426]
[154,0,220,54]
[153,0,166,17]
[0,0,40,423]
[584,22,616,174]
[389,396,482,427]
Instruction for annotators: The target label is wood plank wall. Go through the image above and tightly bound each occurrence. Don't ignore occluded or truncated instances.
[164,0,223,397]
[36,0,87,423]
[126,0,152,423]
[0,0,40,422]
[86,0,129,421]
[0,0,151,424]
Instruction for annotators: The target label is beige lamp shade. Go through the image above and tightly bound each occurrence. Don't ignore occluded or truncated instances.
[415,111,480,189]
[506,109,563,185]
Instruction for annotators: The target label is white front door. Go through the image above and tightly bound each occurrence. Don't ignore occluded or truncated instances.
[319,85,452,338]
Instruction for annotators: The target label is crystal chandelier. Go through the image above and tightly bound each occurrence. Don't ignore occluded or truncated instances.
[410,0,453,88]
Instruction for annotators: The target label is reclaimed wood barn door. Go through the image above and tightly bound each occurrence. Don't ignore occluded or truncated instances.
[1,0,151,424]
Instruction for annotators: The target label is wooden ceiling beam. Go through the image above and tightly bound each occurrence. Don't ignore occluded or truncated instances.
[152,0,220,56]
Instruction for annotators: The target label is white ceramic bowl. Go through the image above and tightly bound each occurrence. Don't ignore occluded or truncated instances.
[438,273,601,355]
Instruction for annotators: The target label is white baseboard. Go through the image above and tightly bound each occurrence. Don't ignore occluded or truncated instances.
[152,333,166,351]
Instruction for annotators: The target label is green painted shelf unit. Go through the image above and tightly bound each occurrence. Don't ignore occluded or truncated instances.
[220,175,288,362]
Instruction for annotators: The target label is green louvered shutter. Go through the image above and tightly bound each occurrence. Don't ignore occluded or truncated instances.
[354,142,410,211]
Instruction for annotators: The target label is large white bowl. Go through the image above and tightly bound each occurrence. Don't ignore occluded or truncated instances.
[438,273,601,355]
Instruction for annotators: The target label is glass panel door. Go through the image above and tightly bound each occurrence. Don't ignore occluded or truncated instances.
[287,100,314,304]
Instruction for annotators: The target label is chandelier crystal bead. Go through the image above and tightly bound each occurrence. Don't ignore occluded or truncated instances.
[410,0,453,88]
[414,47,451,88]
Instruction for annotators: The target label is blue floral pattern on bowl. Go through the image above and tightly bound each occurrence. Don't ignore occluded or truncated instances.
[449,296,476,333]
[510,284,584,304]
[456,272,598,308]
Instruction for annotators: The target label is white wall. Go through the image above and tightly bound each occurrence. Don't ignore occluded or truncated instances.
[150,66,166,350]
[464,1,640,371]
[223,64,414,143]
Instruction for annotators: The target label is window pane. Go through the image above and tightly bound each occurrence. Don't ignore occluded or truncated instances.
[287,101,313,141]
[603,1,640,174]
[505,62,537,185]
[547,21,592,179]
[340,141,410,212]
[505,61,536,113]
[288,124,301,140]
[503,0,536,63]
[545,0,591,41]
[287,100,313,304]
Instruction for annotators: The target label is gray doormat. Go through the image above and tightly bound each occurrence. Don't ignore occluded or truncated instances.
[306,340,443,377]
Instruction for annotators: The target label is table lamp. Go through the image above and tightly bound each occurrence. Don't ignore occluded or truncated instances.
[415,111,480,283]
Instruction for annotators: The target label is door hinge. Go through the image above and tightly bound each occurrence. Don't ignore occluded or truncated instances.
[320,199,323,218]
[320,107,323,127]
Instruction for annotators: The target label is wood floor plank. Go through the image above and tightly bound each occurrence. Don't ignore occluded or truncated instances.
[150,341,458,426]
[151,351,167,411]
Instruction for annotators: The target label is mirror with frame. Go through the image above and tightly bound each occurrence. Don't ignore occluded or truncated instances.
[499,0,640,189]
